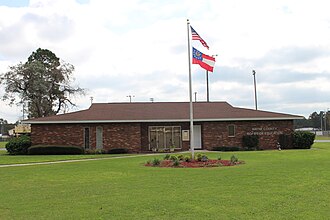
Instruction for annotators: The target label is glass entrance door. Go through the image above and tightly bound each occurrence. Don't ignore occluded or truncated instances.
[148,126,181,150]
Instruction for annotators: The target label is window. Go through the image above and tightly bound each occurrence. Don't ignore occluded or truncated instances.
[148,126,181,150]
[96,126,103,149]
[228,125,235,137]
[84,127,90,149]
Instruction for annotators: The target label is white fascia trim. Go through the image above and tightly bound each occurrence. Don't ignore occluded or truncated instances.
[25,117,303,124]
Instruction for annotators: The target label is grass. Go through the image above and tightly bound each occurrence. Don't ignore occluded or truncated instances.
[0,143,329,219]
[0,142,7,148]
[0,151,134,165]
[315,135,330,140]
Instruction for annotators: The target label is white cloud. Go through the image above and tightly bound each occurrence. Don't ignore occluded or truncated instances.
[1,0,330,122]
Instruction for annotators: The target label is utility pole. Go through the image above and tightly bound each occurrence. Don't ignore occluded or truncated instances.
[127,95,135,103]
[320,111,323,131]
[194,92,197,102]
[252,70,258,110]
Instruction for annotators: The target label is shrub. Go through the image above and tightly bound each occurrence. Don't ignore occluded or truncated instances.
[172,159,180,167]
[177,154,184,161]
[212,146,240,151]
[195,154,208,162]
[107,148,129,154]
[201,155,208,162]
[196,153,202,161]
[242,135,259,150]
[5,135,31,155]
[293,131,315,149]
[230,155,238,164]
[152,158,161,166]
[278,134,293,149]
[217,155,221,160]
[163,154,171,160]
[28,145,84,155]
[169,155,178,161]
[184,155,192,162]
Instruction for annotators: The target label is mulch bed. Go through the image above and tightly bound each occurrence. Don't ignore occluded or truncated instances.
[145,159,244,168]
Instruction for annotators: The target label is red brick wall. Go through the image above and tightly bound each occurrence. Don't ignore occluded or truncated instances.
[202,120,294,150]
[31,120,294,152]
[31,123,142,152]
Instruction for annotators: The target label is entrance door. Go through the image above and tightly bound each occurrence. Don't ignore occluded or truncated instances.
[193,125,202,149]
[148,126,182,150]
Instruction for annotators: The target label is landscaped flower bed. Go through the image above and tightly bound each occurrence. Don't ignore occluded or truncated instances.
[145,153,244,168]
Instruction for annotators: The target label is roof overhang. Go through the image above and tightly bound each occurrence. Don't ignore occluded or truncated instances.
[25,116,304,124]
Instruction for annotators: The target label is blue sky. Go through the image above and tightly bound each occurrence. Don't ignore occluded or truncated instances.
[0,0,330,123]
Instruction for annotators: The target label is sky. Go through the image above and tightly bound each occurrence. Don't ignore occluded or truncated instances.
[0,0,330,123]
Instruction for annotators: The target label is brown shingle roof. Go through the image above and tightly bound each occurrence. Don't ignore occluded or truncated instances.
[25,102,302,124]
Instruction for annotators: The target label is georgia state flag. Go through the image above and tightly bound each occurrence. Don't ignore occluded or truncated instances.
[192,47,216,72]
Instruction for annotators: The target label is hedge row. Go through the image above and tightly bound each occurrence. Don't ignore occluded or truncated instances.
[278,132,315,149]
[28,145,84,155]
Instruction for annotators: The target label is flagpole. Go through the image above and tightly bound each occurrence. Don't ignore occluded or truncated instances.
[206,70,209,102]
[187,19,194,159]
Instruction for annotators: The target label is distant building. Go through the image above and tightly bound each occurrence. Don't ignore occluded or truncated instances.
[9,124,31,136]
[25,102,303,152]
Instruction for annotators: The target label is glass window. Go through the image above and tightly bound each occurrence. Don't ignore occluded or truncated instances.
[84,127,90,149]
[148,126,181,150]
[96,126,103,149]
[228,125,235,137]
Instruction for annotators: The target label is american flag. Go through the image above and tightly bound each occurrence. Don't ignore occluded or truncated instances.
[190,26,209,49]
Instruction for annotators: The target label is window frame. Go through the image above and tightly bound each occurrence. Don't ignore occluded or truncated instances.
[84,127,91,149]
[228,124,236,137]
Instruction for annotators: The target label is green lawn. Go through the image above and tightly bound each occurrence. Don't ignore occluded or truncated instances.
[0,150,133,165]
[0,142,7,148]
[0,143,329,219]
[315,135,330,140]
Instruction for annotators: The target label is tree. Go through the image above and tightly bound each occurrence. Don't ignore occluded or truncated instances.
[0,48,84,118]
[0,118,8,135]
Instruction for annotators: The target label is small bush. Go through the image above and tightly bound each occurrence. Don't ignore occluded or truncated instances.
[172,159,180,167]
[152,158,161,166]
[195,154,208,162]
[169,155,178,161]
[28,145,84,155]
[177,154,184,161]
[212,146,240,151]
[196,153,202,161]
[242,135,259,150]
[184,155,192,162]
[201,155,208,162]
[230,155,238,164]
[164,154,171,160]
[293,131,315,149]
[5,135,31,155]
[107,148,129,154]
[217,155,221,160]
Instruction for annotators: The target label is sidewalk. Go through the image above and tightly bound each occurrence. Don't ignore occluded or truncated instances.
[0,153,166,168]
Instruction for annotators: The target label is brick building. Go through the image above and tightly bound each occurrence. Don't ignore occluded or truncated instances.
[25,102,302,152]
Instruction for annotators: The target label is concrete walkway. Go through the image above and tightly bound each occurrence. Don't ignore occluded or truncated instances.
[314,140,330,142]
[0,153,165,168]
